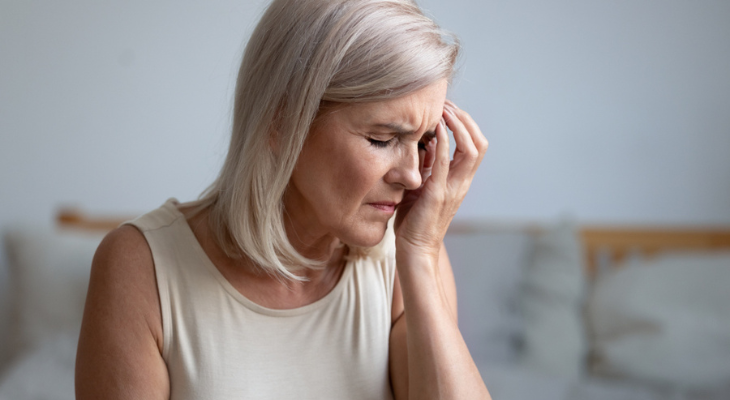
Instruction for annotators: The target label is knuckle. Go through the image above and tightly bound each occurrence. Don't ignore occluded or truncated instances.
[460,110,475,124]
[476,137,489,153]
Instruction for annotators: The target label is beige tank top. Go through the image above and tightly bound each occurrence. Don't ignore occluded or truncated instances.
[126,199,396,400]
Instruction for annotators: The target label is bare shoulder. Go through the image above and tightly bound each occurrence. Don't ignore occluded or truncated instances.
[95,224,153,268]
[88,225,160,335]
[76,225,169,399]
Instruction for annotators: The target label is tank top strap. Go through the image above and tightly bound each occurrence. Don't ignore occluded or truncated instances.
[123,198,198,358]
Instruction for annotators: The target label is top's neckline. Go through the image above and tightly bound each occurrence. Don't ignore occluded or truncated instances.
[163,198,354,317]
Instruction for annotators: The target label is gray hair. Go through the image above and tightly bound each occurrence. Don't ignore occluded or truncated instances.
[196,0,460,281]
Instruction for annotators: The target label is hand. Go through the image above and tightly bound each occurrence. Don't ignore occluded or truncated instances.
[393,100,488,260]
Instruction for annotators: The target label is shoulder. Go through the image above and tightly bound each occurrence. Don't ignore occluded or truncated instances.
[76,225,169,398]
[96,224,152,267]
[91,225,156,299]
[86,224,161,347]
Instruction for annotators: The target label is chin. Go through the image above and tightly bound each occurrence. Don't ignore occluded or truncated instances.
[340,220,389,248]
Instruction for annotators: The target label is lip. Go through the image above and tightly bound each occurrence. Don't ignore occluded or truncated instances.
[367,202,398,214]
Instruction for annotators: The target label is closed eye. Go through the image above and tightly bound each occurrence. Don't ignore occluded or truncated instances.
[368,138,394,148]
[369,137,428,150]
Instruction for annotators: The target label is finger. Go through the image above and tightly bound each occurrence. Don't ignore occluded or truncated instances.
[419,138,436,186]
[445,99,458,110]
[443,104,478,180]
[427,117,450,186]
[418,145,427,176]
[450,104,489,162]
[425,136,437,169]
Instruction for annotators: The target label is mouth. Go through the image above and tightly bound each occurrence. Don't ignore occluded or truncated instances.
[367,201,398,214]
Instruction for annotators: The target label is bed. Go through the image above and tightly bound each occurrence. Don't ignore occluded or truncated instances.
[1,209,729,399]
[446,220,730,399]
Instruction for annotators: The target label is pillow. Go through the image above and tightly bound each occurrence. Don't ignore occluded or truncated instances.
[444,230,533,364]
[0,332,77,400]
[3,226,104,359]
[586,252,730,390]
[518,219,587,379]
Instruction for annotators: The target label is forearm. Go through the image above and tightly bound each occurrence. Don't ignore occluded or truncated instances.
[397,254,490,400]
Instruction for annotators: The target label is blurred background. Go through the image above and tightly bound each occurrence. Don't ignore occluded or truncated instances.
[1,0,729,399]
[2,0,729,234]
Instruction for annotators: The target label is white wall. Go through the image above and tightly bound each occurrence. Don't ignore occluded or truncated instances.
[2,0,729,233]
[419,0,730,225]
[0,0,267,225]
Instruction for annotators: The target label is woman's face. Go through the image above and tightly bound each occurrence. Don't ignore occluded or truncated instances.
[284,80,448,248]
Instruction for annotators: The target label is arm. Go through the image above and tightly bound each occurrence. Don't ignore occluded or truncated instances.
[75,225,170,400]
[389,102,491,400]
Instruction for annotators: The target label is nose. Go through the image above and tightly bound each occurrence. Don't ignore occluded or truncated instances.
[384,145,422,190]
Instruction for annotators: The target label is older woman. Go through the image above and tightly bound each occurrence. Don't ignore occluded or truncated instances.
[75,0,490,399]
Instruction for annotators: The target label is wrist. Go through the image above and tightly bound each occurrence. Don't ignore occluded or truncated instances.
[395,252,439,285]
[395,237,440,263]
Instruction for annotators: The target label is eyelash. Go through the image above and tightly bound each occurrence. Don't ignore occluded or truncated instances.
[368,138,393,148]
[368,138,427,150]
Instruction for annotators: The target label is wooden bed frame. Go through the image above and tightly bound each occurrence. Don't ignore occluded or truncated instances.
[57,209,130,232]
[444,221,730,278]
[580,226,730,277]
[58,209,730,278]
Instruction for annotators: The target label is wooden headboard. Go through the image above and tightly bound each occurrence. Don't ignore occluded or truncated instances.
[581,226,730,277]
[58,210,730,278]
[447,221,730,278]
[57,209,131,232]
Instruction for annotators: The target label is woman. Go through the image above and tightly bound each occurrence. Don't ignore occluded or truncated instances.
[75,0,490,398]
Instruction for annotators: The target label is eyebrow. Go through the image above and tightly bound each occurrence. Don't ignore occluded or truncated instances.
[372,122,437,141]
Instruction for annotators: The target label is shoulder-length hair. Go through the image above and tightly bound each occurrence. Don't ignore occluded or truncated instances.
[195,0,459,281]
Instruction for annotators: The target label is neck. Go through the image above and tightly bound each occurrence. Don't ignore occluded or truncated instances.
[183,203,346,290]
[282,188,345,265]
[284,214,344,265]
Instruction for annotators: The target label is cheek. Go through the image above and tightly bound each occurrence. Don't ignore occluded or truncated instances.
[335,150,389,204]
[336,155,376,195]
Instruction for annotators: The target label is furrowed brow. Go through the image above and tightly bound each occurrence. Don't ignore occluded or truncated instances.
[373,123,437,140]
[373,123,413,135]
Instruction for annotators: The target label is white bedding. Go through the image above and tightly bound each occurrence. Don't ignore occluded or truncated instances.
[477,361,730,400]
[2,224,729,399]
[1,334,727,400]
[0,332,77,400]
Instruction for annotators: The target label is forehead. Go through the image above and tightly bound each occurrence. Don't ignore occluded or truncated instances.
[334,80,448,133]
